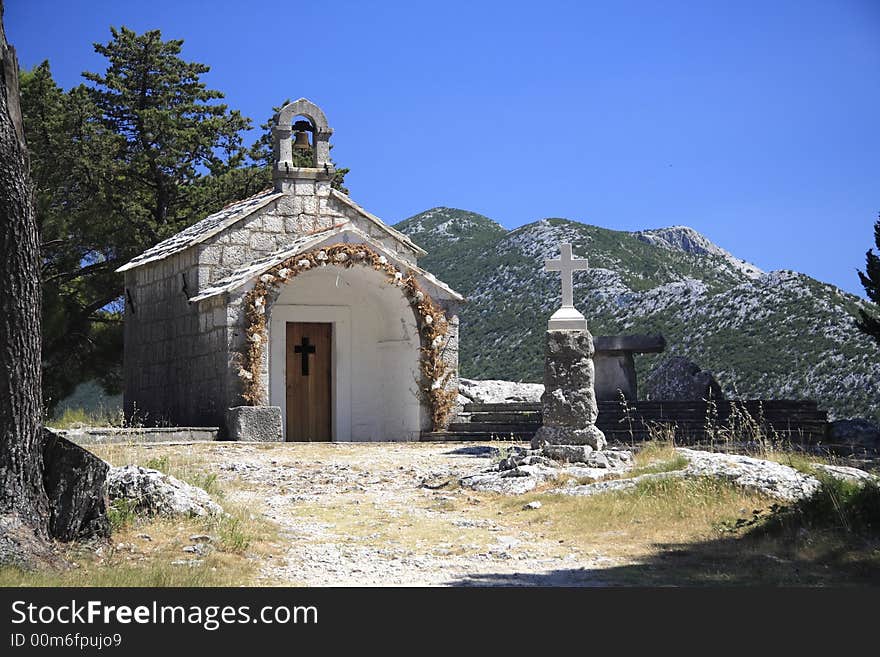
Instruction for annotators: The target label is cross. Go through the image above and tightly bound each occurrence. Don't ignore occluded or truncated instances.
[294,337,316,376]
[545,243,589,308]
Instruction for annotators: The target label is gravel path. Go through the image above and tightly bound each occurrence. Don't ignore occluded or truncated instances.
[205,442,618,586]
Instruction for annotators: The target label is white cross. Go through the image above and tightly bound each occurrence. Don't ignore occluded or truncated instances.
[545,243,589,308]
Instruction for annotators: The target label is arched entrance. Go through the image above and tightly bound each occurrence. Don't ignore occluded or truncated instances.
[267,264,425,441]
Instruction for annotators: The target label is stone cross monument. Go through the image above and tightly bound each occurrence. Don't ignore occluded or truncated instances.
[544,243,590,331]
[532,243,606,450]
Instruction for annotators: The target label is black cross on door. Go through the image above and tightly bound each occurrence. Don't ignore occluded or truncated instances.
[294,336,317,376]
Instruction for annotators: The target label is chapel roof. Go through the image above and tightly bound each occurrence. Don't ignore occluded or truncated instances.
[116,186,426,273]
[188,225,463,303]
[116,188,283,272]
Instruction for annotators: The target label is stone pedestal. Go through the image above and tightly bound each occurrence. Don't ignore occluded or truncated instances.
[531,329,606,450]
[226,406,283,442]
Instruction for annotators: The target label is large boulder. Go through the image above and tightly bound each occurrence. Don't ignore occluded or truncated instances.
[106,465,222,517]
[829,419,880,450]
[42,429,110,541]
[644,356,724,401]
[458,378,544,404]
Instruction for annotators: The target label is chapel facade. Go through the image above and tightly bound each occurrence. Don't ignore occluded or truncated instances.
[117,99,463,441]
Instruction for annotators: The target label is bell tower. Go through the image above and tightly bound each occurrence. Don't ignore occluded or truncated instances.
[272,98,335,192]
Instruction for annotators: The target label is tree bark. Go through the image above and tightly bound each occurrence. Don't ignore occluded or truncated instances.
[0,1,52,566]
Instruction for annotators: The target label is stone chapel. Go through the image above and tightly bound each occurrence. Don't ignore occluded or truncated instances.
[117,99,463,441]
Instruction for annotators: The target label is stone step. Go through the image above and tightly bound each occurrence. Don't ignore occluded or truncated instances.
[463,402,542,413]
[420,431,534,442]
[448,422,542,434]
[463,412,542,424]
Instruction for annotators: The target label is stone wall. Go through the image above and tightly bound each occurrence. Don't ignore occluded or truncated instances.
[196,182,418,289]
[123,249,231,427]
[437,301,462,429]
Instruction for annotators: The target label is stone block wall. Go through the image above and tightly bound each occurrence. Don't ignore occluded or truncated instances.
[436,301,462,430]
[196,182,418,289]
[123,248,230,427]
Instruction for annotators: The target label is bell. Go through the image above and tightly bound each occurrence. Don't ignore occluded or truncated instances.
[292,130,311,151]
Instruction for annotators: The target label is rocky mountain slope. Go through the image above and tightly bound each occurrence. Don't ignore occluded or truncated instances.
[395,208,880,424]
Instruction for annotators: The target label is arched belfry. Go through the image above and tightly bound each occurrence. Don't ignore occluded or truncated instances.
[272,98,335,189]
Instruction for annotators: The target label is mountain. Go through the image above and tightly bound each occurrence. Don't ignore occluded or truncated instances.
[395,207,880,424]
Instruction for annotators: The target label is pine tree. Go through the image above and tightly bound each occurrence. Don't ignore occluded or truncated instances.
[856,213,880,345]
[21,29,256,412]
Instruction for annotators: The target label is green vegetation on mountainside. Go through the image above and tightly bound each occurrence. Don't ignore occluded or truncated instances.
[396,207,880,424]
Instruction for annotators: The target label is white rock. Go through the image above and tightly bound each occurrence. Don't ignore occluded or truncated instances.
[812,463,879,485]
[106,465,223,517]
[677,448,820,501]
[459,378,544,404]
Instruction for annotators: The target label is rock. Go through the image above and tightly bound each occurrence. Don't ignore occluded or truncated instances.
[497,455,520,471]
[584,452,610,469]
[458,378,544,404]
[604,449,634,464]
[677,449,819,501]
[171,559,204,567]
[550,449,879,501]
[812,463,879,485]
[225,406,283,442]
[532,426,607,451]
[41,429,110,542]
[560,465,619,481]
[644,356,724,401]
[460,464,558,495]
[460,444,632,494]
[523,501,542,510]
[189,534,215,543]
[532,330,606,450]
[541,443,594,463]
[518,455,555,467]
[829,419,880,449]
[106,465,222,517]
[552,472,676,497]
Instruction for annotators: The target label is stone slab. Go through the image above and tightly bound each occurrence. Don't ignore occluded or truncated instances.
[225,406,283,442]
[593,334,666,354]
[58,427,220,445]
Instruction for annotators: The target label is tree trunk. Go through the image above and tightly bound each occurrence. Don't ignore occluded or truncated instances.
[0,2,52,567]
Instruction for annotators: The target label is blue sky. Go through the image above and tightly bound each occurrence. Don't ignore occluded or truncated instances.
[6,0,879,295]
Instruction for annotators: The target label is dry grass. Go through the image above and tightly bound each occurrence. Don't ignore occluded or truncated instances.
[0,502,277,587]
[1,444,278,587]
[502,476,772,557]
[486,442,880,585]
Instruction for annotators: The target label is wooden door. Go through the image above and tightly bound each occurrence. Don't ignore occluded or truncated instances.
[285,322,332,441]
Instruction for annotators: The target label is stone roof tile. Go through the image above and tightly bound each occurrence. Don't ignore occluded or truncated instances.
[116,188,283,272]
[189,225,463,303]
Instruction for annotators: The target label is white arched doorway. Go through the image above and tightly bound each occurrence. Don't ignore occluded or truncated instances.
[267,264,425,441]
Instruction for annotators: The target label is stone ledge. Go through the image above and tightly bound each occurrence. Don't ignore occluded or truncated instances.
[54,427,220,445]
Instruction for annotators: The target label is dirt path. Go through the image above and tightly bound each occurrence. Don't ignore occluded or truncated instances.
[204,441,619,586]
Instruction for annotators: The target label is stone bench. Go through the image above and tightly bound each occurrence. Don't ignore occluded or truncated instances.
[593,334,665,401]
